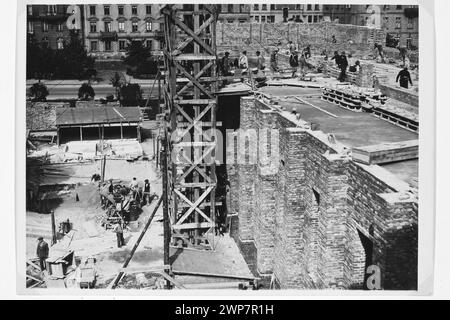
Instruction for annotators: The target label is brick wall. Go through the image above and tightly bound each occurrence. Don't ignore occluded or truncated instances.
[26,101,69,131]
[230,96,418,290]
[217,22,386,58]
[378,84,418,108]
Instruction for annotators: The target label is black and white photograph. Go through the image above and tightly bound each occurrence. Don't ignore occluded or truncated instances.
[16,0,434,296]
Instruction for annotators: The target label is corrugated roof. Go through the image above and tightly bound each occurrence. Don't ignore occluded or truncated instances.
[56,107,142,126]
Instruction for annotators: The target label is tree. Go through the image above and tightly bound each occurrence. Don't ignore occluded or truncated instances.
[119,83,142,106]
[29,82,49,102]
[26,31,96,80]
[110,72,123,99]
[78,83,95,100]
[123,40,152,73]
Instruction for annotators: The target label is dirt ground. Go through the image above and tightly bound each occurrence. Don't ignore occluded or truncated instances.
[26,155,253,289]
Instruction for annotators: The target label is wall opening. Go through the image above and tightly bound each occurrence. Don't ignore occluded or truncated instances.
[312,188,320,206]
[357,229,374,290]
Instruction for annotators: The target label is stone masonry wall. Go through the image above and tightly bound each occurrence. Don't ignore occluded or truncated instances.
[218,22,386,58]
[26,101,70,131]
[230,96,418,290]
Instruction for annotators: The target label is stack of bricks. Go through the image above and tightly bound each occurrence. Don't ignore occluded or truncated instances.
[228,96,418,290]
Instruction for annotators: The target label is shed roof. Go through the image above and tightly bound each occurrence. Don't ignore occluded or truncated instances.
[56,107,142,126]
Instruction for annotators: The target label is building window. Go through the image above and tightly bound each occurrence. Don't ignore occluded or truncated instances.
[270,5,275,10]
[239,4,245,13]
[384,5,390,10]
[146,21,152,32]
[313,15,318,23]
[146,40,152,48]
[396,5,402,10]
[146,5,152,15]
[268,15,275,23]
[27,21,34,33]
[227,4,233,13]
[118,5,124,15]
[395,17,401,29]
[132,21,138,32]
[295,5,301,10]
[315,5,320,11]
[407,17,414,29]
[57,22,64,32]
[89,5,96,16]
[42,36,49,47]
[42,21,49,32]
[308,15,312,23]
[118,21,125,32]
[90,21,97,33]
[253,4,259,11]
[255,16,259,22]
[105,40,111,51]
[261,16,266,22]
[132,5,138,15]
[262,4,267,11]
[90,40,97,51]
[104,5,110,15]
[104,21,111,32]
[307,4,312,11]
[119,40,126,51]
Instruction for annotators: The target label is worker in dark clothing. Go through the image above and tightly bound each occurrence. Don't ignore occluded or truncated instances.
[270,49,279,73]
[338,51,349,82]
[331,51,341,67]
[289,51,299,78]
[304,46,311,59]
[113,223,125,248]
[108,179,114,194]
[143,179,151,206]
[36,236,49,271]
[396,67,413,89]
[331,35,337,43]
[220,51,231,76]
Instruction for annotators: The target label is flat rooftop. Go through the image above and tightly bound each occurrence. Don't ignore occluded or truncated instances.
[259,86,418,185]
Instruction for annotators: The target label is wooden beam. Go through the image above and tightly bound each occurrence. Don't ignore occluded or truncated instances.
[172,270,259,281]
[173,18,215,55]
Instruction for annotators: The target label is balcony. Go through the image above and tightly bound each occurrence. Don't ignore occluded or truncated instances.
[100,31,118,41]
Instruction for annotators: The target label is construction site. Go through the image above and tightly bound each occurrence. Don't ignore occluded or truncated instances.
[25,4,418,291]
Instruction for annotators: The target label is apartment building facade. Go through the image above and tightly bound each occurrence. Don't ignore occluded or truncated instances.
[26,5,75,50]
[351,4,418,49]
[84,4,163,59]
[218,4,251,23]
[249,4,324,23]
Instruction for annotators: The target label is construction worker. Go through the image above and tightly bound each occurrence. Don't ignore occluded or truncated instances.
[338,51,349,82]
[289,51,299,78]
[108,179,114,194]
[331,51,341,67]
[239,51,248,71]
[270,49,279,73]
[304,45,311,59]
[129,177,139,199]
[36,236,49,271]
[396,67,413,89]
[287,41,295,54]
[220,51,231,76]
[113,223,125,248]
[143,179,151,206]
[255,51,265,71]
[374,43,385,63]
